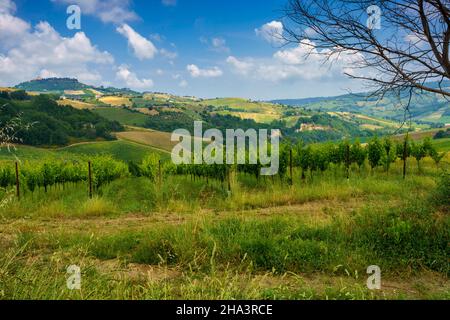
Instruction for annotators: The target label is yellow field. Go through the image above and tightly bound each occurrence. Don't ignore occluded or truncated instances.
[99,96,132,107]
[360,124,384,130]
[0,87,17,92]
[57,99,95,110]
[117,129,206,152]
[116,130,177,152]
[136,108,159,115]
[64,90,85,95]
[220,111,280,123]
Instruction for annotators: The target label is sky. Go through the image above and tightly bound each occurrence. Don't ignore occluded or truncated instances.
[0,0,367,100]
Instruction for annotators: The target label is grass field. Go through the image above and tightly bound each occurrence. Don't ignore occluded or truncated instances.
[0,140,168,163]
[116,131,176,152]
[432,138,450,152]
[93,107,150,127]
[59,140,169,162]
[99,96,133,107]
[57,99,96,110]
[0,157,448,299]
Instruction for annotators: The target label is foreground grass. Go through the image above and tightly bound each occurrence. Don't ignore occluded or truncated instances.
[0,160,448,300]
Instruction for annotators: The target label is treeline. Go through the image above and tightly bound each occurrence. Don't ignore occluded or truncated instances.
[0,95,123,146]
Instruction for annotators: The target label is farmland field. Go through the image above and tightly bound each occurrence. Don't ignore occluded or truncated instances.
[59,140,170,162]
[93,107,150,127]
[116,130,176,152]
[0,154,449,300]
[99,96,133,107]
[57,99,96,110]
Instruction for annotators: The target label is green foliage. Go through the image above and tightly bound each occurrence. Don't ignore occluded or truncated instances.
[431,171,449,210]
[350,140,367,169]
[0,95,123,146]
[368,137,384,169]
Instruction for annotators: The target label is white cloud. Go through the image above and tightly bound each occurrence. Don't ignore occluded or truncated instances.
[160,48,177,60]
[116,65,153,90]
[179,80,188,88]
[187,64,223,78]
[227,40,364,82]
[0,0,30,47]
[162,0,177,6]
[255,21,285,45]
[226,56,254,75]
[0,0,16,14]
[117,24,158,60]
[211,37,230,53]
[0,16,113,86]
[52,0,138,24]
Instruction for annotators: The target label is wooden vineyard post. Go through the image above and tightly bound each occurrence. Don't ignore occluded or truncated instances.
[88,161,93,199]
[15,162,20,200]
[403,134,408,180]
[227,166,232,195]
[289,148,293,186]
[158,160,162,185]
[346,144,350,180]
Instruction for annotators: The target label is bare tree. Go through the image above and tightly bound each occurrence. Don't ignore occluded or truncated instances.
[283,0,450,101]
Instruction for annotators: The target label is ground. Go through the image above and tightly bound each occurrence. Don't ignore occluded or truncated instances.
[0,157,448,300]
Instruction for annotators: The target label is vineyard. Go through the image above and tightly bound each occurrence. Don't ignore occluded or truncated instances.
[0,136,446,199]
[0,136,448,300]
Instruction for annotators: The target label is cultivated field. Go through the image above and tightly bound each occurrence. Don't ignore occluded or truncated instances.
[57,99,96,110]
[99,96,133,107]
[0,147,448,299]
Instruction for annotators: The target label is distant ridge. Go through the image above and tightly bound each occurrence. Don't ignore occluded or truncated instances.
[15,77,138,95]
[270,81,450,124]
[16,78,88,92]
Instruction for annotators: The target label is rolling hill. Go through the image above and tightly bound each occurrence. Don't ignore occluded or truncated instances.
[5,77,445,147]
[271,82,450,125]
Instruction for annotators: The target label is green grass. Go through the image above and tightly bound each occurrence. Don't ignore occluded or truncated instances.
[432,138,450,152]
[59,140,169,162]
[0,140,167,163]
[0,145,56,160]
[0,158,448,300]
[93,107,150,127]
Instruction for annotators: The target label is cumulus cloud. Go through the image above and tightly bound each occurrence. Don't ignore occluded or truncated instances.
[0,0,30,47]
[117,24,158,60]
[0,0,16,14]
[187,64,223,78]
[51,0,138,24]
[255,21,285,45]
[0,14,113,86]
[226,56,254,75]
[179,80,188,88]
[116,65,153,90]
[227,40,364,82]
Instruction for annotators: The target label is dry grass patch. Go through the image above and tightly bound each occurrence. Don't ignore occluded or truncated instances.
[99,96,132,107]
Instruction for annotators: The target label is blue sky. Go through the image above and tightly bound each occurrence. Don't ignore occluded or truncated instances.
[0,0,366,99]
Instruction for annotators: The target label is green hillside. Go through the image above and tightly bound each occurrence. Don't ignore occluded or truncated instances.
[272,82,450,124]
[16,78,88,92]
[0,95,123,146]
[0,140,167,163]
